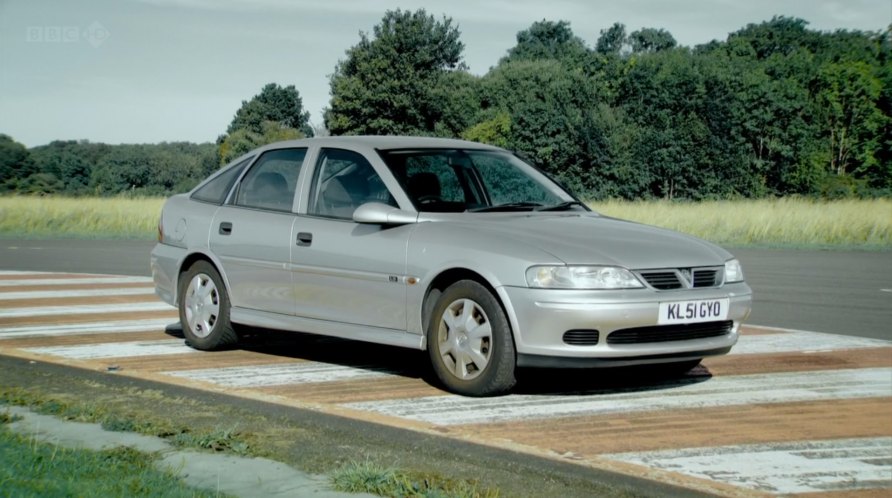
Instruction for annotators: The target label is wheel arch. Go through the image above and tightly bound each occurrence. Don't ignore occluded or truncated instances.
[420,267,517,351]
[175,250,233,306]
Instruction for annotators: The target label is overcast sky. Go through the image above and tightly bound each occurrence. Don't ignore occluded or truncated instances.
[1,0,889,147]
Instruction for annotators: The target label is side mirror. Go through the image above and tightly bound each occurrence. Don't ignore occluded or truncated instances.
[353,202,418,225]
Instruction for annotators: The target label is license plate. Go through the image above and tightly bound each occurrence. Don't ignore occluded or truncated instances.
[658,298,730,325]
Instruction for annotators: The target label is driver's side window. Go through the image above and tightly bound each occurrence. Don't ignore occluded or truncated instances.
[405,156,463,204]
[309,149,395,219]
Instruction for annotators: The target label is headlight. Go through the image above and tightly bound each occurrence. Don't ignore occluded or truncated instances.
[526,265,644,289]
[724,259,744,283]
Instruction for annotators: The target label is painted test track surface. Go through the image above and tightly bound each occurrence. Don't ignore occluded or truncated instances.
[0,270,890,496]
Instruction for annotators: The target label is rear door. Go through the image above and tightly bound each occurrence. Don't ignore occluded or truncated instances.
[209,148,307,315]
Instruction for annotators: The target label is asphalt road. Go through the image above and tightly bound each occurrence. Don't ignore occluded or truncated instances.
[0,239,889,340]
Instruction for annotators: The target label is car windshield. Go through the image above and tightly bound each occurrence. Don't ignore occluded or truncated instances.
[378,149,580,213]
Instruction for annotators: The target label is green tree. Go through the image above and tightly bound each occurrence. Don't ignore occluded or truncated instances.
[816,61,885,178]
[461,112,511,148]
[218,121,304,165]
[728,16,821,59]
[29,140,94,194]
[324,9,469,136]
[476,59,602,196]
[628,28,677,53]
[0,134,37,191]
[595,22,626,55]
[502,20,590,64]
[227,83,312,137]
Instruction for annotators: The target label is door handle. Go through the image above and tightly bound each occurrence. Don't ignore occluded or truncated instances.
[296,232,313,247]
[219,222,232,235]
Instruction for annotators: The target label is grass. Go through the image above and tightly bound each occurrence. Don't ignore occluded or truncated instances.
[1,194,889,247]
[0,425,224,497]
[0,195,164,240]
[589,197,892,248]
[1,389,498,498]
[0,388,252,456]
[332,459,500,498]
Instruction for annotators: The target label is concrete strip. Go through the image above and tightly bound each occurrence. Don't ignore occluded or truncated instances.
[604,437,892,494]
[23,339,199,360]
[704,347,892,376]
[0,318,174,338]
[0,309,177,327]
[2,405,374,498]
[0,287,156,300]
[460,397,892,455]
[0,276,153,287]
[166,361,396,388]
[0,301,174,318]
[4,281,154,293]
[344,368,892,425]
[731,330,891,355]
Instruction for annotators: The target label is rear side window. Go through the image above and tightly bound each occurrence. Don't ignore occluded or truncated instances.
[191,157,252,204]
[234,148,307,212]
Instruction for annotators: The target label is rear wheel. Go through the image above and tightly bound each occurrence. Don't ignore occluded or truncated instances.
[427,280,516,396]
[178,261,237,350]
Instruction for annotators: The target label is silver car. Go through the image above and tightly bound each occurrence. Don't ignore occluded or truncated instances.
[151,136,752,396]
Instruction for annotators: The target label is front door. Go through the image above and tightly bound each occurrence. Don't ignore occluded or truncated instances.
[290,148,412,331]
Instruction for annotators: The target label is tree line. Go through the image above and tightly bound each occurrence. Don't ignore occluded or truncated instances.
[1,11,889,199]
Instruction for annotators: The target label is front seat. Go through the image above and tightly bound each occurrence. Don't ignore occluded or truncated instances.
[408,172,441,204]
[321,175,368,218]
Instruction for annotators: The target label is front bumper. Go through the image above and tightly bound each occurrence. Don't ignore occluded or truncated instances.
[500,282,752,367]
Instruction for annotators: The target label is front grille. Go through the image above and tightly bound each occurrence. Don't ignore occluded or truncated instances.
[693,269,720,287]
[637,267,723,290]
[640,271,681,289]
[563,329,600,346]
[606,321,733,344]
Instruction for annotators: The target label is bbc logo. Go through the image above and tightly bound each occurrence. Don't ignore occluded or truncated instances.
[26,22,109,47]
[26,26,79,43]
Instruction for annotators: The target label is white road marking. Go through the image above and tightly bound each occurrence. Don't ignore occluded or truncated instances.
[166,362,395,387]
[733,329,891,355]
[0,318,175,339]
[0,276,153,287]
[0,287,156,300]
[344,368,892,426]
[0,270,56,275]
[606,437,892,494]
[24,339,198,359]
[0,301,174,318]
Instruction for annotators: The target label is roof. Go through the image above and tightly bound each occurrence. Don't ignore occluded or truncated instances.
[261,135,504,152]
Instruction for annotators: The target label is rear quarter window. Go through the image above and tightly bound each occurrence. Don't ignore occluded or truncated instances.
[190,157,253,205]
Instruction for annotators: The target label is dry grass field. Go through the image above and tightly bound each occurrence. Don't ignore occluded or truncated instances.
[0,195,889,247]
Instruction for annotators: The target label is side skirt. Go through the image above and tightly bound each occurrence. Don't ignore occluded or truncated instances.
[230,307,424,350]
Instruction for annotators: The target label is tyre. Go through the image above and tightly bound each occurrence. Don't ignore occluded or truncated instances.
[178,260,238,350]
[640,359,702,377]
[427,280,516,396]
[662,359,702,375]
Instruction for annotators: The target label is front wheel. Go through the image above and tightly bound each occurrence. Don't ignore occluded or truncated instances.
[178,261,237,350]
[427,280,516,396]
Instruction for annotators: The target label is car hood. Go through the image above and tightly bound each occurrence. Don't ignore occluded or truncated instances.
[429,213,732,269]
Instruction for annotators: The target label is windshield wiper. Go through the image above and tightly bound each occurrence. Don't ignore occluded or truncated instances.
[535,201,587,212]
[468,202,543,213]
